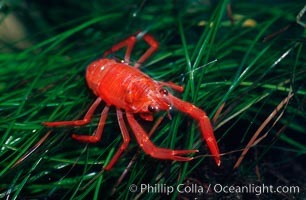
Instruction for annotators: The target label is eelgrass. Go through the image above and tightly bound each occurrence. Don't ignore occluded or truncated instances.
[1,1,305,199]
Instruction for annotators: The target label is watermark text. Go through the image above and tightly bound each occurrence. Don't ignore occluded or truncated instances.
[128,183,300,196]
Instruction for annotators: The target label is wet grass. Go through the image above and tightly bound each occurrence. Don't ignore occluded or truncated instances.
[0,1,305,199]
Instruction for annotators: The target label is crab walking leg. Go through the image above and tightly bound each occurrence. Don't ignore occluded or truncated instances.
[126,112,198,161]
[71,105,110,143]
[159,81,184,92]
[134,33,158,68]
[103,36,136,63]
[103,32,158,67]
[42,97,102,127]
[103,109,131,170]
[168,94,221,166]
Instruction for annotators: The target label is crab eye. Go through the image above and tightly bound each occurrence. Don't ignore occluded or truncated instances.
[148,105,156,112]
[159,88,168,96]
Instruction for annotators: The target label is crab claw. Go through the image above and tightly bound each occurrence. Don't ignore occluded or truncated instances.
[168,94,221,166]
[126,112,198,162]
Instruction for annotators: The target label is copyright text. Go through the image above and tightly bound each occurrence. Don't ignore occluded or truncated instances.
[128,183,300,196]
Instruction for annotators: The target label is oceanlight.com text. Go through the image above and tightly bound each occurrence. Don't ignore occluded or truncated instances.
[129,183,300,196]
